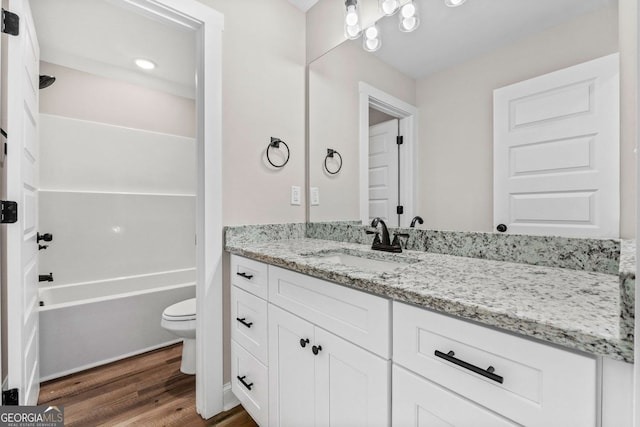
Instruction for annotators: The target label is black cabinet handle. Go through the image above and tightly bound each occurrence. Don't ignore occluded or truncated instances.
[236,272,254,280]
[237,375,253,390]
[236,317,253,328]
[496,224,507,233]
[300,338,310,348]
[312,345,322,355]
[434,350,503,384]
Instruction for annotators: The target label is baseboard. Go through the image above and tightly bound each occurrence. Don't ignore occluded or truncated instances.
[223,382,240,411]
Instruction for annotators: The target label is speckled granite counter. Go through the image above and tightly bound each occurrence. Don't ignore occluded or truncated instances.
[226,236,634,363]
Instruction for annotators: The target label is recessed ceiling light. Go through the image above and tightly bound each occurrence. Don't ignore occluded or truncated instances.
[135,58,156,70]
[445,0,466,7]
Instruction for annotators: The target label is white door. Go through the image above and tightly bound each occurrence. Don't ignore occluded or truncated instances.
[392,365,519,427]
[494,53,619,238]
[5,0,40,405]
[268,305,315,427]
[369,119,399,226]
[314,327,390,427]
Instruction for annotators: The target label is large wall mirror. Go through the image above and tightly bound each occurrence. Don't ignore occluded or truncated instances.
[308,0,634,237]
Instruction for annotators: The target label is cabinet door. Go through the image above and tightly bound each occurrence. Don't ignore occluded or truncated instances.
[393,365,519,427]
[269,305,316,427]
[314,327,390,427]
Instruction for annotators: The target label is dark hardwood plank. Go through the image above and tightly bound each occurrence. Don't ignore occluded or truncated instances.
[39,344,258,426]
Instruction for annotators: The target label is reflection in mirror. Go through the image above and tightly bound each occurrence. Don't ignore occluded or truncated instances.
[308,0,633,237]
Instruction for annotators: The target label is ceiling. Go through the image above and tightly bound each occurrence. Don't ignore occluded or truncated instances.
[30,0,614,96]
[289,0,320,12]
[373,0,615,79]
[31,0,196,99]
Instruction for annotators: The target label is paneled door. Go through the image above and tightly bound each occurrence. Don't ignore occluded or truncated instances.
[494,53,619,238]
[369,119,399,226]
[5,0,41,405]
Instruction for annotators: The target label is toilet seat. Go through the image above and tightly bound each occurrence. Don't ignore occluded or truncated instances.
[162,298,196,321]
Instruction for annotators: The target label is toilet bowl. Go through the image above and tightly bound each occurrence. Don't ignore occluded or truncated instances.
[161,298,196,375]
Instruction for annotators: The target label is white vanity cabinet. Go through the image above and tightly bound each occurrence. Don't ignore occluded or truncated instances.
[393,301,598,426]
[267,265,391,427]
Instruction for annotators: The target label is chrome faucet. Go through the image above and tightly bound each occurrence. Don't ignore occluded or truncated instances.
[368,218,409,253]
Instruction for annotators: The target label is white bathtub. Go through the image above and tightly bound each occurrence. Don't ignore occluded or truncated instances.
[39,268,196,381]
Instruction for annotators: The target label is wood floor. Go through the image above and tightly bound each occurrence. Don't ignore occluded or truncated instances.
[38,343,258,427]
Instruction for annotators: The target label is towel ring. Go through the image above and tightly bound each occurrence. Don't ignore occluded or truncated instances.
[266,137,290,168]
[324,148,342,175]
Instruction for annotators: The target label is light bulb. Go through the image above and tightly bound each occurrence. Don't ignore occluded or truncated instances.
[401,3,416,18]
[401,17,417,30]
[345,24,361,39]
[135,58,156,70]
[364,37,380,52]
[445,0,466,6]
[365,26,379,39]
[380,0,399,15]
[345,5,359,26]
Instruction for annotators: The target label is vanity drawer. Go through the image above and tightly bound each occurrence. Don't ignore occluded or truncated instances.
[268,265,390,358]
[231,340,268,427]
[393,364,518,427]
[231,255,268,299]
[231,286,268,364]
[393,302,597,427]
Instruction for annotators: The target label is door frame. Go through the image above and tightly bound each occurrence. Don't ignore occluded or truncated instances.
[109,0,224,418]
[359,82,418,228]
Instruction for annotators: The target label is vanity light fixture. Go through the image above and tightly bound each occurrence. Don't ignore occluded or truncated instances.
[445,0,467,7]
[344,0,362,40]
[345,0,421,52]
[363,24,382,52]
[379,0,400,16]
[399,1,420,32]
[135,58,156,70]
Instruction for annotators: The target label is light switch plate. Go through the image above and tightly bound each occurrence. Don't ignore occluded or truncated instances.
[310,187,320,206]
[291,186,301,205]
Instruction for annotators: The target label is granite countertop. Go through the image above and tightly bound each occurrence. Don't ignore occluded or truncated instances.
[226,238,633,363]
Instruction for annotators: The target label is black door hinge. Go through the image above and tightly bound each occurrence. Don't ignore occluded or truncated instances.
[1,128,6,156]
[396,135,404,145]
[1,9,19,36]
[1,200,18,224]
[397,205,404,215]
[2,388,19,405]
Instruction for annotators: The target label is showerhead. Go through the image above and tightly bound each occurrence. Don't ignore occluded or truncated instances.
[39,75,56,89]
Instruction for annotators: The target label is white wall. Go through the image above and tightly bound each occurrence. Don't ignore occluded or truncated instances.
[38,63,197,286]
[196,0,307,227]
[38,115,195,285]
[40,62,196,138]
[309,39,416,222]
[415,4,624,234]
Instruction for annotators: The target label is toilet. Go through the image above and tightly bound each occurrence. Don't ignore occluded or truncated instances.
[161,298,196,375]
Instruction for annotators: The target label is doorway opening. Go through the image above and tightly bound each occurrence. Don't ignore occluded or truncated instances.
[359,82,418,228]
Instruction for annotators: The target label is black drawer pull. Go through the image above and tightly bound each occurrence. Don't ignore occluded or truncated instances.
[434,350,504,384]
[236,317,253,328]
[312,345,322,355]
[237,375,253,390]
[300,338,310,348]
[237,272,254,280]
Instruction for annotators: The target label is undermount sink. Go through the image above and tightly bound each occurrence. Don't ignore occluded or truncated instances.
[316,252,412,273]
